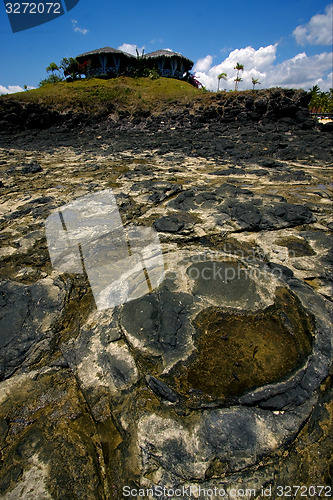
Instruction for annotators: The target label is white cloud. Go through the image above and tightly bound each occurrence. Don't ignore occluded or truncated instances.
[193,55,213,73]
[220,47,234,54]
[265,51,333,89]
[150,38,163,44]
[293,4,333,46]
[194,45,277,91]
[118,43,145,56]
[318,71,333,90]
[0,85,35,95]
[71,19,88,35]
[194,44,333,92]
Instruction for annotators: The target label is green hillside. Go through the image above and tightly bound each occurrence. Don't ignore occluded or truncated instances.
[0,77,202,115]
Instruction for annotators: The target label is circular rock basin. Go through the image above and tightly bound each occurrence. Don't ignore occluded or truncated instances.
[165,286,314,406]
[121,254,325,412]
[121,250,332,479]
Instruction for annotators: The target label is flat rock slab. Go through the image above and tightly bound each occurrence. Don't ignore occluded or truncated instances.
[0,278,67,380]
[167,186,315,232]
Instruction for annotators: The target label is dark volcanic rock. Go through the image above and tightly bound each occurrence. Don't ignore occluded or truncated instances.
[0,278,67,380]
[271,170,312,182]
[168,185,253,213]
[259,158,287,168]
[146,376,180,403]
[121,287,193,366]
[187,261,261,308]
[168,190,198,211]
[131,180,182,204]
[0,88,316,139]
[21,161,43,174]
[153,214,186,233]
[219,199,315,230]
[211,167,246,176]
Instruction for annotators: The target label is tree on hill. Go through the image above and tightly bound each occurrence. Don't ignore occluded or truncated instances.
[60,57,81,80]
[46,62,59,75]
[132,48,150,77]
[252,77,260,90]
[39,56,86,86]
[309,85,333,114]
[40,61,63,86]
[217,72,227,91]
[234,62,244,90]
[309,84,320,95]
[309,85,320,112]
[234,76,242,91]
[39,75,63,86]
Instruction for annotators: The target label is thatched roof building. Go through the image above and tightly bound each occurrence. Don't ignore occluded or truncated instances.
[76,46,193,80]
[76,46,136,77]
[143,50,193,78]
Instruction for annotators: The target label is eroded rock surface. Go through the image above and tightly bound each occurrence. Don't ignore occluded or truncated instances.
[0,99,332,498]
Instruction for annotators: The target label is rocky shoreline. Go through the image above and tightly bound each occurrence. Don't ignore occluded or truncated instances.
[1,88,332,165]
[0,88,332,499]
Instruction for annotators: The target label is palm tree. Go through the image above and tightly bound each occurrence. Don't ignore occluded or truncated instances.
[308,86,333,115]
[309,85,320,96]
[234,77,242,91]
[234,62,244,90]
[309,85,320,113]
[217,72,227,91]
[252,77,260,90]
[320,91,329,113]
[60,57,80,80]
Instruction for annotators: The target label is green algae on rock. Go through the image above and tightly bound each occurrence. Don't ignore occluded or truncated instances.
[172,287,313,403]
[274,236,316,257]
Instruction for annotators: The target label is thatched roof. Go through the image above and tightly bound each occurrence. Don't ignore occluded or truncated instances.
[76,46,136,59]
[143,50,193,66]
[76,47,194,72]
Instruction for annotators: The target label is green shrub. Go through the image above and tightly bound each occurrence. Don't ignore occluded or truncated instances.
[39,75,63,87]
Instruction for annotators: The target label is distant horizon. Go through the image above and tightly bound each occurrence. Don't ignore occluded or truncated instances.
[1,0,332,95]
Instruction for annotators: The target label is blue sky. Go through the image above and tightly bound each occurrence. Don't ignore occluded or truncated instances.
[1,0,332,93]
